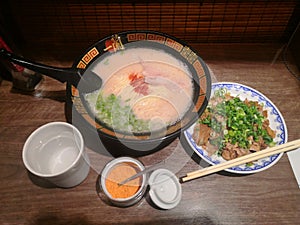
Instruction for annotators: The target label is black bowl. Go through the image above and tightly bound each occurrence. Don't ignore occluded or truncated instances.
[66,30,211,156]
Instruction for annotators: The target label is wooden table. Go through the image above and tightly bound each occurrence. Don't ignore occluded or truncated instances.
[1,43,299,225]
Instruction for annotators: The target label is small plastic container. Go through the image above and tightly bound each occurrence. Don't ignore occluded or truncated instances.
[99,157,182,209]
[99,157,147,207]
[148,168,182,209]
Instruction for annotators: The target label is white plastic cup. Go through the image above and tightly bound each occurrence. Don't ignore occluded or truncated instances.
[22,122,90,188]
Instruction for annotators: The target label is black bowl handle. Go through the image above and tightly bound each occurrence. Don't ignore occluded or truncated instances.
[0,48,81,86]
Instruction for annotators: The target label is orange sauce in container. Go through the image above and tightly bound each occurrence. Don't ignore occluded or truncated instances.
[105,162,142,199]
[100,157,147,207]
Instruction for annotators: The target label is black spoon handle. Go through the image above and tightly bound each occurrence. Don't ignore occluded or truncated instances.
[0,48,81,86]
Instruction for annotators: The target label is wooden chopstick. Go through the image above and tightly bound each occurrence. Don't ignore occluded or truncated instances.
[180,139,300,183]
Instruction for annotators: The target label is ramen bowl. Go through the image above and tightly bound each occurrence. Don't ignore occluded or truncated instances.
[65,30,211,156]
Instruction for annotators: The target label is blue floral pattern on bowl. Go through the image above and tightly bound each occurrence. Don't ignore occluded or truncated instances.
[183,82,288,174]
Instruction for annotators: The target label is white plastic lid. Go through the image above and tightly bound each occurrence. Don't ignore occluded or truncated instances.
[148,169,182,209]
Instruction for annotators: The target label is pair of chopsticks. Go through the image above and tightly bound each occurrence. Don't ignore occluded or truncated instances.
[180,139,300,183]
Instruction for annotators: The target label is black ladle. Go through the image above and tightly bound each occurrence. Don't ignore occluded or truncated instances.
[0,48,102,93]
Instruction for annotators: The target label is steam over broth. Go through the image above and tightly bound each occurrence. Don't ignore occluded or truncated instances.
[85,47,194,133]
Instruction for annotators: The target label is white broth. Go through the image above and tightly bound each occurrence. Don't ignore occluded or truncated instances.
[85,47,194,133]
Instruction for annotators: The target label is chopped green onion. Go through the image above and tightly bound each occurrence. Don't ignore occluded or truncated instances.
[94,92,150,132]
[200,89,275,153]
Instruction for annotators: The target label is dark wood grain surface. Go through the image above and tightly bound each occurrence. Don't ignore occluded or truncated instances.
[1,43,299,225]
